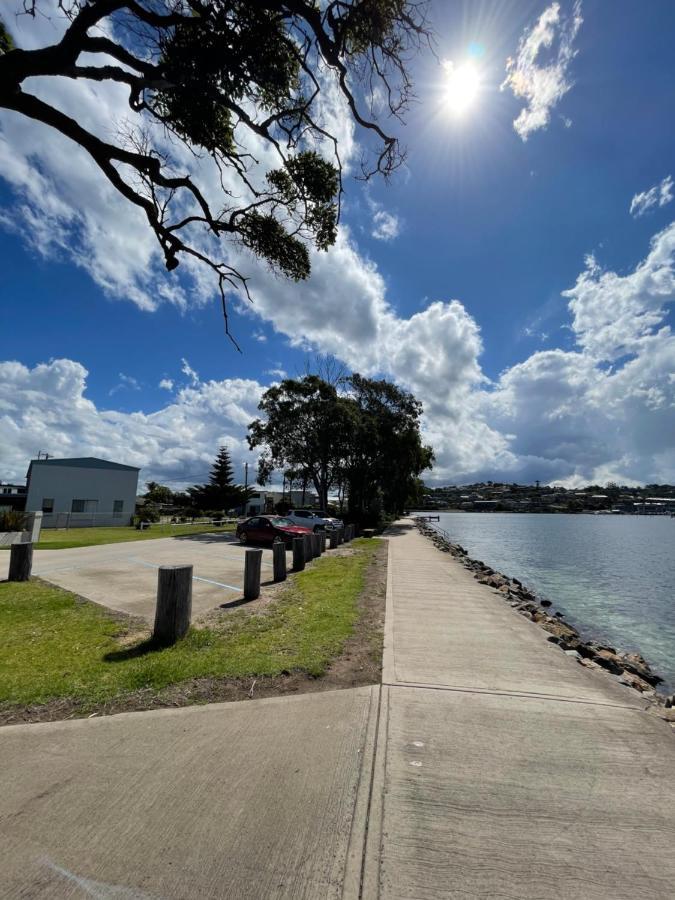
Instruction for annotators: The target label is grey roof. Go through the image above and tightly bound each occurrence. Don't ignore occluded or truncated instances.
[27,457,140,478]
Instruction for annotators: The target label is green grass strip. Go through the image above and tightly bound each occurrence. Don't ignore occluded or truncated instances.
[0,538,379,709]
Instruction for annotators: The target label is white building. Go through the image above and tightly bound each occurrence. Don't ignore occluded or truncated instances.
[25,457,140,527]
[244,487,320,516]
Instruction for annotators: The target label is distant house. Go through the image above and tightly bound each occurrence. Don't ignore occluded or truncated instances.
[0,482,28,512]
[25,457,140,527]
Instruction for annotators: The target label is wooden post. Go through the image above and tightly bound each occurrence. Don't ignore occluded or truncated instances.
[343,524,351,543]
[312,532,321,558]
[329,529,338,550]
[303,532,314,561]
[153,565,192,645]
[273,541,287,582]
[337,526,345,545]
[244,548,263,600]
[8,541,33,582]
[320,532,327,554]
[293,536,305,571]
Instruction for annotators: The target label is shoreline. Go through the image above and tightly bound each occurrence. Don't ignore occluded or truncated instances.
[415,520,675,720]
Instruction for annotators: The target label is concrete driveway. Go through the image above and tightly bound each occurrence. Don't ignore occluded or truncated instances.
[2,532,288,621]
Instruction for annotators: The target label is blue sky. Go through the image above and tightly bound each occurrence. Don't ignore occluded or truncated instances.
[2,0,675,488]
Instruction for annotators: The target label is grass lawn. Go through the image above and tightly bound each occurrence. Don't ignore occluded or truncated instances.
[0,538,380,717]
[1,522,235,551]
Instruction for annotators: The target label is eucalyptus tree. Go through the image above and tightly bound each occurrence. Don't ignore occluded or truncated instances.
[0,1,430,341]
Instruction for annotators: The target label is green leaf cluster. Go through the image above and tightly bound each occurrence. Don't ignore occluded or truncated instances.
[0,20,13,56]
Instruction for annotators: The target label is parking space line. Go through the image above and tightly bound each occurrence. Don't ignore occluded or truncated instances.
[128,557,242,593]
[180,541,275,568]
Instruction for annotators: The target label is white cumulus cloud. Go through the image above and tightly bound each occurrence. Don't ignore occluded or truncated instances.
[0,359,263,488]
[501,1,583,140]
[371,209,401,241]
[630,176,674,218]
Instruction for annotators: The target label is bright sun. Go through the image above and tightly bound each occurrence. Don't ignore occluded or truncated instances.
[443,61,480,116]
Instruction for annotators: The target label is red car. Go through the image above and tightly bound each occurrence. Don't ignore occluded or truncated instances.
[236,515,312,546]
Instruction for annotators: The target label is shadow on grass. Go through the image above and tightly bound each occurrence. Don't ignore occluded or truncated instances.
[103,637,168,663]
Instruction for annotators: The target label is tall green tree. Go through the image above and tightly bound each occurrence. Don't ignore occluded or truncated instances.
[188,446,246,511]
[0,1,430,341]
[248,375,351,510]
[344,374,434,518]
[248,373,434,520]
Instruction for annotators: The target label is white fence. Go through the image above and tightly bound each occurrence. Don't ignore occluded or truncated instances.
[40,511,134,529]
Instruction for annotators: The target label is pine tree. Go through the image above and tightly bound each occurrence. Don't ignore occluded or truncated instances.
[188,446,244,512]
[209,447,235,490]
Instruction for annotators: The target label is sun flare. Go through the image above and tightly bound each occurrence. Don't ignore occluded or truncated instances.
[443,61,481,116]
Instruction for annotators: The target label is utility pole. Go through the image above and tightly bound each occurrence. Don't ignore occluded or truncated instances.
[244,462,249,491]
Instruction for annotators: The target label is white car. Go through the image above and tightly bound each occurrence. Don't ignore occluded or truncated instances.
[285,509,343,531]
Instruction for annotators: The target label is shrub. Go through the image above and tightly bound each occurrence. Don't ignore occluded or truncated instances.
[0,510,27,531]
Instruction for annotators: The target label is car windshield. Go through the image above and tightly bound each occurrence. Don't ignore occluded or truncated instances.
[271,517,294,526]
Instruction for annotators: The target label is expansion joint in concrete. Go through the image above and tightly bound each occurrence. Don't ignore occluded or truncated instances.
[382,679,645,711]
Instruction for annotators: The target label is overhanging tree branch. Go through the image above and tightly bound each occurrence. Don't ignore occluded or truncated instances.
[1,0,431,344]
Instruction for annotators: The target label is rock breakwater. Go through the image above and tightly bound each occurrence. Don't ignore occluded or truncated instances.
[416,520,675,723]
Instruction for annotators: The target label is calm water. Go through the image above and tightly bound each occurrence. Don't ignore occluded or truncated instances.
[415,512,675,690]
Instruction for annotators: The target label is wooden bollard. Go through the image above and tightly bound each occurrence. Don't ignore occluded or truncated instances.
[154,565,192,645]
[312,532,322,558]
[293,536,305,571]
[329,529,338,550]
[244,548,263,600]
[337,526,345,545]
[8,541,33,582]
[343,525,352,543]
[273,541,287,582]
[320,532,327,554]
[303,532,314,561]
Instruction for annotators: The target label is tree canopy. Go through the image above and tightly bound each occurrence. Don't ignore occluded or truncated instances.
[248,373,433,521]
[144,481,174,504]
[0,1,430,342]
[188,445,248,511]
[248,374,351,510]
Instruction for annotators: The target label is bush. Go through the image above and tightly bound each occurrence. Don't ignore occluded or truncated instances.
[0,510,27,531]
[134,504,160,527]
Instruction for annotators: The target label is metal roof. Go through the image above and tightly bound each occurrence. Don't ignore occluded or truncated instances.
[27,457,140,478]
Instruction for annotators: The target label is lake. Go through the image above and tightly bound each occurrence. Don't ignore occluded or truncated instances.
[414,512,675,691]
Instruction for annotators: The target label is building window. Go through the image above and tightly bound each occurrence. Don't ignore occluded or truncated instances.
[113,500,124,517]
[42,498,54,513]
[71,499,98,513]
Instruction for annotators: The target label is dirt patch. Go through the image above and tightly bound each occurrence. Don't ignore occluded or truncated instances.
[0,541,388,726]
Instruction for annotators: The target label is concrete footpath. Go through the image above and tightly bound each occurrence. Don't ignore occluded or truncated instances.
[1,520,674,898]
[365,521,675,899]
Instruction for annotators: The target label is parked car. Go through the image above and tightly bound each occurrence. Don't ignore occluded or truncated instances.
[236,515,312,546]
[285,509,344,531]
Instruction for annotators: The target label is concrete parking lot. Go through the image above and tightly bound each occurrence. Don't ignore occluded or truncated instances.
[1,532,286,621]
